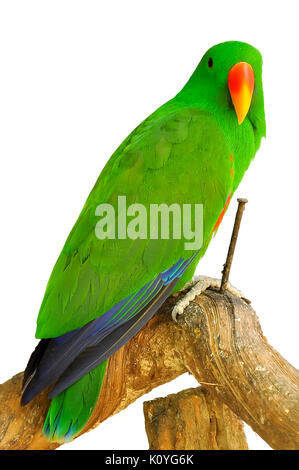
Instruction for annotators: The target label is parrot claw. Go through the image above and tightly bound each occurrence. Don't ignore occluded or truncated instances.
[171,275,246,322]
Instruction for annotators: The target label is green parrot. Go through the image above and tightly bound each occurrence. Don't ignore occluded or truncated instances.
[21,41,266,443]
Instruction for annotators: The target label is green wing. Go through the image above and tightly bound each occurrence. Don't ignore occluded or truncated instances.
[36,102,234,338]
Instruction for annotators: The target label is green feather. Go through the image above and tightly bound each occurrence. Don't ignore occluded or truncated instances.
[43,361,107,443]
[36,108,234,338]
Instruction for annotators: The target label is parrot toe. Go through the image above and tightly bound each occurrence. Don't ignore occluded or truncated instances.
[171,275,247,322]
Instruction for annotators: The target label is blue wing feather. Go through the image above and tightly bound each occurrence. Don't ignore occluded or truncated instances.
[22,253,198,405]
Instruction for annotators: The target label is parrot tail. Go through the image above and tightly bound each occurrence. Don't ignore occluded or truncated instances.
[22,255,199,443]
[42,361,107,443]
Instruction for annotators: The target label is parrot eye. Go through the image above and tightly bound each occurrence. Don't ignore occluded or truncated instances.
[208,57,214,68]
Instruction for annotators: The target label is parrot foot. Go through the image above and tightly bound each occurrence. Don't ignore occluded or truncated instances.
[171,275,245,322]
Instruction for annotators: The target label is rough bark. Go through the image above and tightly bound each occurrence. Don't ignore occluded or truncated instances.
[0,289,298,450]
[143,387,248,450]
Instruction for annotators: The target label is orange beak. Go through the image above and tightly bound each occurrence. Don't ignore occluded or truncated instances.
[228,62,255,125]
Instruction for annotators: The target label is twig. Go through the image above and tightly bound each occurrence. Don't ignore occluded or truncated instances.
[220,198,248,293]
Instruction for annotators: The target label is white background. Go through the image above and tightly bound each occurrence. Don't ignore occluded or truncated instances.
[0,0,298,451]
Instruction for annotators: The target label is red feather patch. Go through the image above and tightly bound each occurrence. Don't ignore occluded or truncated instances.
[212,193,231,234]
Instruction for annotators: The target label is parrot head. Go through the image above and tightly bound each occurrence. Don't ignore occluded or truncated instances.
[178,41,266,147]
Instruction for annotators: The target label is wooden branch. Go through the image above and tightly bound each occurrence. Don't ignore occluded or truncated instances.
[0,294,186,451]
[0,289,298,450]
[143,387,248,450]
[178,289,299,450]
